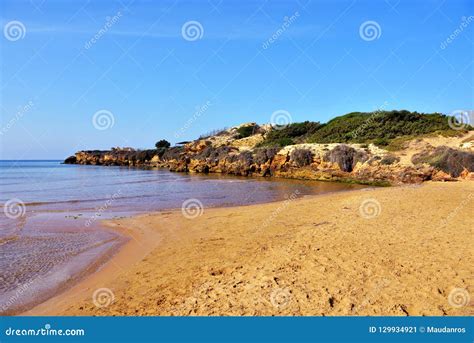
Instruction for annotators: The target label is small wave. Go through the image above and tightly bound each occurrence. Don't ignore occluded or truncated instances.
[3,193,173,208]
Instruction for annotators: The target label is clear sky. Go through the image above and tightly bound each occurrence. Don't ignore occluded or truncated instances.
[0,0,472,159]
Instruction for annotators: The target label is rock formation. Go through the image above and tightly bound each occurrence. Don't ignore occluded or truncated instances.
[65,123,474,185]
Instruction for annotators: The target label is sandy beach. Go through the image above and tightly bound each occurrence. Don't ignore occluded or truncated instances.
[27,181,473,316]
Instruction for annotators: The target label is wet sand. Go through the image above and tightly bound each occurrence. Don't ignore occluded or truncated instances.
[28,181,473,316]
[0,215,125,315]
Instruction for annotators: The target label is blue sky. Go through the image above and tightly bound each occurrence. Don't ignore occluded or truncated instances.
[0,0,472,159]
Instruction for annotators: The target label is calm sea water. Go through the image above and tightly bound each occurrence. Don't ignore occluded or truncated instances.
[0,160,364,314]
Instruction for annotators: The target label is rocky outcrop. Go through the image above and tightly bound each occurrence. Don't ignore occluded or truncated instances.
[64,124,474,185]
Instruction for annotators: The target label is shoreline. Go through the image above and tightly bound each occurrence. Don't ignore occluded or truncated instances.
[25,181,473,316]
[15,174,365,316]
[22,181,366,316]
[21,218,161,316]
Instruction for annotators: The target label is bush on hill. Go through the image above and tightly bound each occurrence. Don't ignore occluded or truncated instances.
[155,139,171,149]
[254,147,280,164]
[412,146,474,177]
[308,110,459,145]
[324,145,368,172]
[258,121,322,147]
[236,125,258,138]
[290,149,313,167]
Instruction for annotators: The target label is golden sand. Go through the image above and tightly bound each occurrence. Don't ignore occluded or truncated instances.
[28,181,473,316]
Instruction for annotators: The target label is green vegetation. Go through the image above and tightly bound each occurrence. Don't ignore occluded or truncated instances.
[258,121,322,147]
[155,139,171,149]
[307,110,463,145]
[380,154,400,165]
[236,125,257,138]
[256,110,468,149]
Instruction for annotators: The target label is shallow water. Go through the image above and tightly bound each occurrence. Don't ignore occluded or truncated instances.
[0,160,365,314]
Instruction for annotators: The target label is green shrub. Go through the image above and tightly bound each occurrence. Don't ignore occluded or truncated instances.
[307,110,462,145]
[155,139,171,149]
[373,138,389,147]
[236,125,257,138]
[380,154,400,165]
[259,121,322,147]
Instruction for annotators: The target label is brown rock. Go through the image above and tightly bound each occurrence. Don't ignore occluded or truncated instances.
[431,170,453,182]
